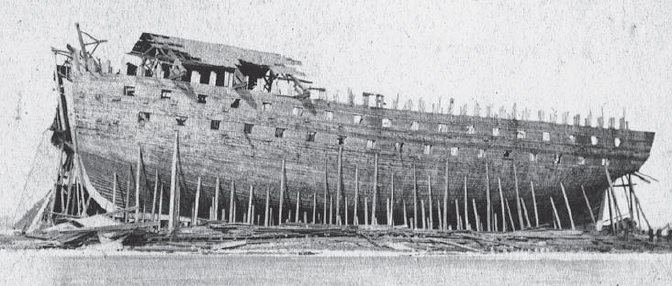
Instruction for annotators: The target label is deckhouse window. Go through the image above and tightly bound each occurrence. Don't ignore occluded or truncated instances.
[601,158,609,166]
[423,144,432,154]
[591,136,599,145]
[175,116,187,126]
[569,135,576,143]
[477,149,486,158]
[366,139,376,150]
[231,98,241,108]
[243,123,253,134]
[554,154,562,164]
[124,86,135,96]
[578,156,586,165]
[337,136,346,145]
[450,147,459,156]
[306,132,316,142]
[516,130,526,139]
[293,107,304,116]
[275,128,285,138]
[529,153,537,162]
[210,120,220,130]
[438,124,448,133]
[492,127,500,136]
[197,94,208,104]
[160,89,172,99]
[466,125,475,135]
[324,111,333,120]
[262,102,272,111]
[614,138,622,147]
[395,142,404,153]
[382,118,392,128]
[353,115,362,124]
[411,121,419,130]
[542,132,550,142]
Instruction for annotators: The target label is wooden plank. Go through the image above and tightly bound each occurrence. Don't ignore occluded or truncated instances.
[312,191,316,224]
[295,191,300,223]
[135,145,141,222]
[168,131,178,230]
[421,200,426,230]
[280,158,286,225]
[158,184,163,227]
[559,182,575,230]
[472,199,479,232]
[364,197,369,226]
[498,178,506,232]
[336,145,343,225]
[520,197,531,228]
[111,173,117,212]
[354,166,359,226]
[550,197,562,229]
[443,161,449,230]
[265,186,270,226]
[485,162,491,232]
[390,172,395,227]
[581,185,596,225]
[229,180,235,223]
[454,199,461,230]
[513,164,524,230]
[402,199,408,227]
[463,176,469,230]
[372,153,378,225]
[248,185,254,224]
[192,176,201,226]
[323,156,328,225]
[427,174,433,230]
[151,170,158,222]
[530,181,539,227]
[413,163,418,230]
[505,199,515,231]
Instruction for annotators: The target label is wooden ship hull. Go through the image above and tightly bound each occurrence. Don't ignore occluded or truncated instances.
[44,25,655,231]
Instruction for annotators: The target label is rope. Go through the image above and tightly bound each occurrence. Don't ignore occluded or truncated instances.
[12,129,53,224]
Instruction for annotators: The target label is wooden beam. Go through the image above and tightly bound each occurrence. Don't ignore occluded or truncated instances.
[168,131,179,230]
[485,162,491,232]
[443,161,449,230]
[135,145,141,223]
[390,173,395,227]
[312,191,316,224]
[280,158,286,225]
[402,199,408,227]
[427,174,433,230]
[229,180,235,223]
[158,184,163,229]
[497,178,506,232]
[345,195,349,226]
[472,199,479,232]
[111,173,117,213]
[463,176,469,230]
[520,198,531,228]
[295,191,300,223]
[413,163,418,229]
[248,185,254,224]
[454,199,461,230]
[336,145,343,225]
[421,200,426,230]
[604,166,624,233]
[354,166,359,226]
[364,197,369,226]
[192,177,201,226]
[530,181,539,227]
[550,197,562,229]
[372,153,378,225]
[151,170,158,222]
[265,186,270,226]
[512,164,524,230]
[323,156,328,225]
[505,199,515,231]
[581,185,596,225]
[436,200,443,231]
[559,182,575,230]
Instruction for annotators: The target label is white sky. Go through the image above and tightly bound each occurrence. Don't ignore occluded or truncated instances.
[1,0,671,228]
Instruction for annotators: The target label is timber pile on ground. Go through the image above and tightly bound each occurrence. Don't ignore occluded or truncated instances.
[3,221,672,254]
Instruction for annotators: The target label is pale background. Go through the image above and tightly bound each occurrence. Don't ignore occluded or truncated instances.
[1,0,670,229]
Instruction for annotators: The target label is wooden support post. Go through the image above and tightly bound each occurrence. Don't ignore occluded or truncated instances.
[513,164,524,230]
[463,176,469,230]
[303,212,308,225]
[323,156,328,225]
[354,166,359,226]
[505,199,515,231]
[581,185,596,225]
[248,185,254,224]
[295,191,300,224]
[550,197,562,229]
[168,131,179,230]
[559,182,575,230]
[485,162,492,232]
[280,158,286,225]
[427,174,433,230]
[620,177,633,221]
[607,188,615,233]
[443,161,449,230]
[372,153,378,225]
[402,199,408,227]
[158,184,163,224]
[530,181,539,227]
[312,191,317,224]
[493,212,498,232]
[336,145,343,225]
[265,186,270,226]
[520,198,531,228]
[211,177,219,220]
[436,201,443,231]
[386,198,390,227]
[413,163,418,229]
[390,173,395,227]
[605,166,624,233]
[233,201,237,222]
[630,185,651,230]
[345,196,349,226]
[421,200,426,230]
[125,178,130,221]
[135,145,141,222]
[497,178,506,232]
[472,199,479,232]
[151,170,158,223]
[454,199,461,230]
[192,177,201,226]
[111,173,117,212]
[229,180,235,223]
[329,195,333,225]
[364,197,369,226]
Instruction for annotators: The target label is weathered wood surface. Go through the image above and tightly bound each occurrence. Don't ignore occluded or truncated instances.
[70,73,654,227]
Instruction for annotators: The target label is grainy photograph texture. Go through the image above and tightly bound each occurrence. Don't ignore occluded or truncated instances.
[1,1,672,285]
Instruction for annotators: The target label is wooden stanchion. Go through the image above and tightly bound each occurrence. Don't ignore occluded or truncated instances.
[402,199,408,227]
[464,176,469,230]
[455,199,461,230]
[248,185,254,224]
[390,173,395,227]
[364,197,369,226]
[472,199,480,232]
[354,166,359,225]
[151,170,158,223]
[229,180,235,223]
[192,177,201,226]
[530,181,539,227]
[581,186,596,225]
[559,182,575,230]
[265,186,270,226]
[421,200,426,230]
[427,174,433,229]
[295,191,300,224]
[372,153,378,225]
[550,197,562,229]
[443,161,449,230]
[312,191,316,224]
[413,163,418,230]
[279,158,286,225]
[168,131,179,230]
[336,146,343,225]
[323,156,328,225]
[520,197,531,228]
[157,184,163,230]
[505,199,515,231]
[485,162,492,232]
[498,178,506,232]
